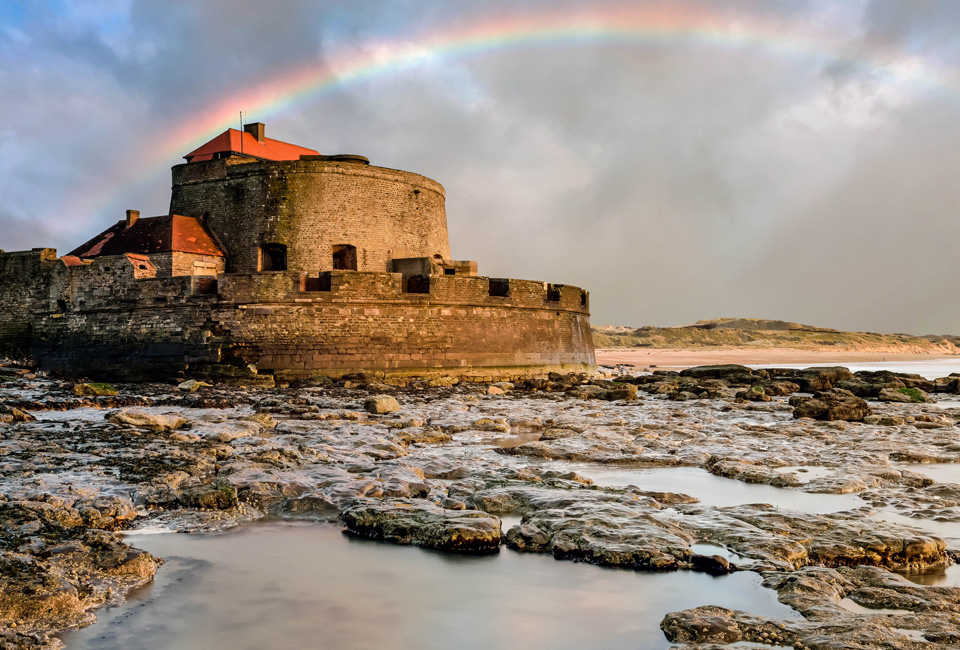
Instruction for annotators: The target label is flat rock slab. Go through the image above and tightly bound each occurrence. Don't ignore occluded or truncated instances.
[340,499,501,553]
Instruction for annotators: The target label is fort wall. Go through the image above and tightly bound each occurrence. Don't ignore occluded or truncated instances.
[169,158,450,274]
[11,254,592,381]
[0,249,58,352]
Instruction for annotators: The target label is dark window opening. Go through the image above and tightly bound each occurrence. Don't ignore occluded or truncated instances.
[580,290,588,308]
[193,277,218,295]
[304,272,332,292]
[332,244,357,270]
[260,243,287,271]
[444,268,456,276]
[406,275,431,294]
[489,279,510,297]
[56,299,67,312]
[546,284,562,302]
[138,264,148,270]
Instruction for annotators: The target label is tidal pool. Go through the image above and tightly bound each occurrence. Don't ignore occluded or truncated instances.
[901,563,960,588]
[59,521,798,650]
[893,462,960,484]
[545,465,865,513]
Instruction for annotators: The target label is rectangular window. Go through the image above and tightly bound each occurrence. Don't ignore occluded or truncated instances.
[193,260,218,276]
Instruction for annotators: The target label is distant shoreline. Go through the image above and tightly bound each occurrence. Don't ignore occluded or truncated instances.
[594,347,958,370]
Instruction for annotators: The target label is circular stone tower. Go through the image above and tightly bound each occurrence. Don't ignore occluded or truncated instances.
[169,155,450,273]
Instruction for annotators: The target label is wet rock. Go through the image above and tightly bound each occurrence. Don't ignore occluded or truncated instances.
[178,379,213,392]
[791,388,872,421]
[363,395,401,414]
[760,380,800,396]
[838,377,904,398]
[71,383,118,397]
[660,606,751,645]
[341,499,501,553]
[879,386,934,403]
[0,405,35,423]
[567,385,608,400]
[672,503,948,572]
[691,553,733,575]
[790,366,855,392]
[863,414,908,426]
[0,500,157,644]
[735,385,771,402]
[73,496,137,530]
[504,500,692,570]
[603,383,639,401]
[178,484,239,510]
[678,365,759,382]
[107,408,191,431]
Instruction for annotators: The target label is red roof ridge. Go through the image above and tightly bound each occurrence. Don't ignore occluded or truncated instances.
[67,214,225,259]
[183,128,318,163]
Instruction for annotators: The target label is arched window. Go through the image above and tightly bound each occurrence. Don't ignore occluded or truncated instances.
[332,244,357,270]
[260,243,287,271]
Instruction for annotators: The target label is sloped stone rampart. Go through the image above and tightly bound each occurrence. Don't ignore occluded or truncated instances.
[12,260,593,380]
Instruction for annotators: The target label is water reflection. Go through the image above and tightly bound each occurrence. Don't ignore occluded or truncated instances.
[60,522,797,650]
[901,564,960,588]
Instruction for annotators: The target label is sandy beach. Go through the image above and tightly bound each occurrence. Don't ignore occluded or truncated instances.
[595,347,959,370]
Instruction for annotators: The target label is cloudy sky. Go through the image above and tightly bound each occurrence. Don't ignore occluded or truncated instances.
[2,0,960,333]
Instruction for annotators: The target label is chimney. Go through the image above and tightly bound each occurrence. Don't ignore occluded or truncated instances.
[125,209,140,228]
[243,122,265,143]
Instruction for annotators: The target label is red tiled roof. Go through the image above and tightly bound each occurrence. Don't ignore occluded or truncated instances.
[183,129,318,163]
[60,255,85,267]
[67,215,225,259]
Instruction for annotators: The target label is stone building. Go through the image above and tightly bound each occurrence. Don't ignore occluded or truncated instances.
[0,123,595,383]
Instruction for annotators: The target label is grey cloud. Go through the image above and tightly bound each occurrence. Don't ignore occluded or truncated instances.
[3,0,960,334]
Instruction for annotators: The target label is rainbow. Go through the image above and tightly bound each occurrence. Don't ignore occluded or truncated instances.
[63,3,956,228]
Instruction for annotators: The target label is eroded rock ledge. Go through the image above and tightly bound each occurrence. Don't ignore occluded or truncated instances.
[1,362,959,647]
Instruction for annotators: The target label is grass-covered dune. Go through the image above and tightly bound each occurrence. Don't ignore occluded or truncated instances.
[593,318,960,354]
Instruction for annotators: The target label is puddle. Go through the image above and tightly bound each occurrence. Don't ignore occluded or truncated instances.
[892,463,960,484]
[838,598,911,616]
[900,563,960,588]
[60,521,798,650]
[892,629,928,642]
[773,466,835,484]
[866,510,960,546]
[500,514,523,530]
[544,465,865,514]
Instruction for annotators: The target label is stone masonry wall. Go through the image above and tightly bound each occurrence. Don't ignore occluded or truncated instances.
[29,268,594,380]
[0,249,58,352]
[169,158,450,274]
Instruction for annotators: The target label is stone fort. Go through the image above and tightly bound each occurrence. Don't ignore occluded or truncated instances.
[0,123,595,383]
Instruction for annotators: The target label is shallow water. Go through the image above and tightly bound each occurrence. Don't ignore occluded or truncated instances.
[893,462,960,484]
[59,522,798,650]
[838,598,911,616]
[901,563,960,588]
[545,464,865,513]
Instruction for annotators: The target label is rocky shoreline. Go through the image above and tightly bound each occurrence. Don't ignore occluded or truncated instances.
[2,363,960,649]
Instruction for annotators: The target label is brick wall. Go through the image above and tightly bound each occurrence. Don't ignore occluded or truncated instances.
[169,158,450,274]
